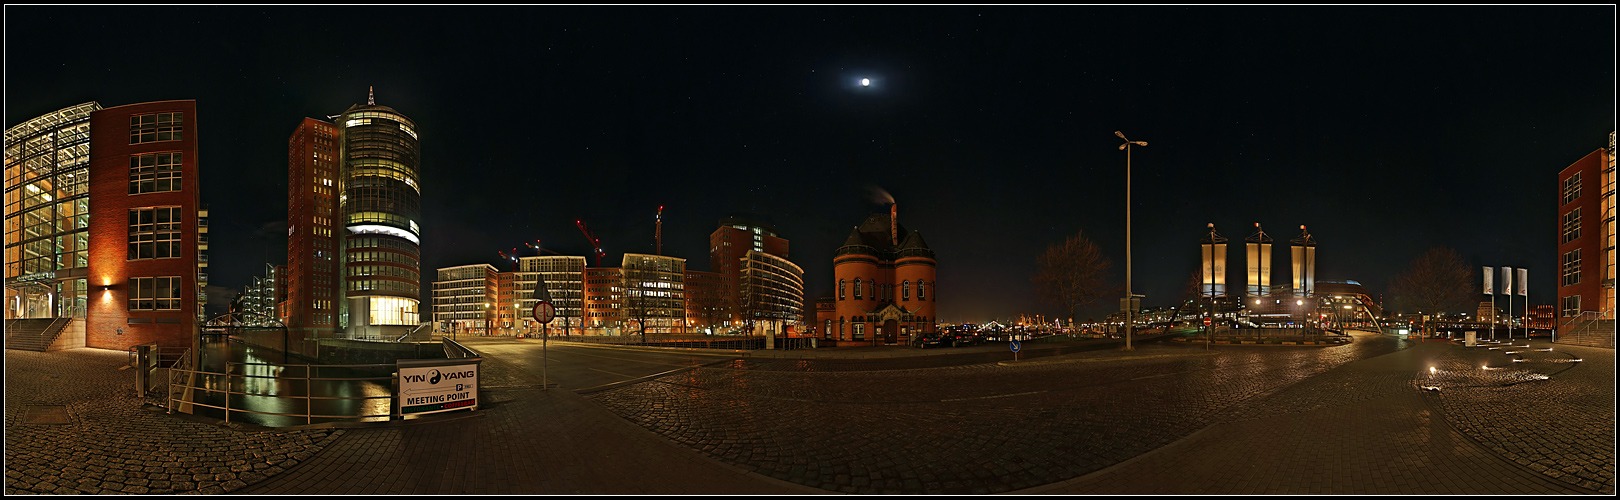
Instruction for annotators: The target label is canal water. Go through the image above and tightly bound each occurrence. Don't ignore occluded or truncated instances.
[188,336,394,427]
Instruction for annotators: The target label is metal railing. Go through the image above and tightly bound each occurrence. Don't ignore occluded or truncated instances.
[166,360,396,425]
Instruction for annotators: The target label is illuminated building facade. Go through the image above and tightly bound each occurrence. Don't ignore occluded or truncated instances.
[819,205,937,345]
[710,216,789,329]
[583,267,624,333]
[90,101,206,350]
[6,102,99,326]
[684,269,725,334]
[335,91,422,340]
[1555,131,1616,344]
[431,264,497,336]
[739,250,804,337]
[622,253,686,334]
[285,117,341,340]
[6,100,207,352]
[237,263,283,326]
[515,255,585,335]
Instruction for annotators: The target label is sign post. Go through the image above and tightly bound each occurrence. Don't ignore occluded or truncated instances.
[396,358,482,417]
[532,301,555,390]
[1010,338,1021,362]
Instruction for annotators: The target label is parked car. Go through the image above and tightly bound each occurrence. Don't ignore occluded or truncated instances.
[949,331,984,347]
[914,333,946,348]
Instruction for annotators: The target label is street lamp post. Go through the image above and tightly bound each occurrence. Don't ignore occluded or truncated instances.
[1117,131,1147,351]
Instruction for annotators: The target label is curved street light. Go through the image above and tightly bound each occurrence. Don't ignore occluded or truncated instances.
[1117,131,1147,351]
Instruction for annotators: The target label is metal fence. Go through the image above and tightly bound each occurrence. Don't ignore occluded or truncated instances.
[546,334,817,350]
[166,360,396,425]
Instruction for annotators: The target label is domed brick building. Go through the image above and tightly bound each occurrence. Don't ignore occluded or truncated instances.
[816,205,936,345]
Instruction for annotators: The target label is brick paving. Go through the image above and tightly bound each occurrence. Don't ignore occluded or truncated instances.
[1425,339,1616,494]
[586,333,1540,494]
[4,348,337,495]
[5,333,1613,495]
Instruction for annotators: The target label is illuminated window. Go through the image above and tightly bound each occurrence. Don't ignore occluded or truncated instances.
[1562,208,1581,243]
[129,276,181,311]
[129,152,181,194]
[128,207,181,260]
[1563,173,1581,205]
[853,322,864,340]
[129,112,183,144]
[1560,295,1580,317]
[1562,249,1582,286]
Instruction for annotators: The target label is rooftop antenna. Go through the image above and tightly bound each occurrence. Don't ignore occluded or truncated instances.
[368,86,375,105]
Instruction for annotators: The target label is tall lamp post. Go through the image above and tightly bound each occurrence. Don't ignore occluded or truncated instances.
[1117,131,1147,351]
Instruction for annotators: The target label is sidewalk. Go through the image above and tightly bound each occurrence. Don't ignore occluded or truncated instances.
[6,334,1611,495]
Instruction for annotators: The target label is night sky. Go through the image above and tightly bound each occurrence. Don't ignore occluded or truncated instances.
[6,6,1615,323]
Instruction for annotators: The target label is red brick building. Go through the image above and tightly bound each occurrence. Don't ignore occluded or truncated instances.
[1555,132,1616,344]
[818,205,937,345]
[285,118,341,343]
[85,100,203,351]
[710,216,789,330]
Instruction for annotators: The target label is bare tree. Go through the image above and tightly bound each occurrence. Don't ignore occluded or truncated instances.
[1390,247,1476,332]
[1031,231,1117,321]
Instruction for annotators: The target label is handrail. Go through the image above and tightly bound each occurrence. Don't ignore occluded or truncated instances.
[167,360,396,425]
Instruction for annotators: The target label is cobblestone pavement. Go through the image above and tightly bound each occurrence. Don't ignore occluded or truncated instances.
[236,364,817,495]
[4,348,337,495]
[1423,339,1616,493]
[1031,338,1606,494]
[584,334,1452,494]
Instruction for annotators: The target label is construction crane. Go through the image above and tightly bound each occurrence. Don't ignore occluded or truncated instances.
[525,239,560,255]
[655,206,664,256]
[576,220,605,267]
[496,248,518,271]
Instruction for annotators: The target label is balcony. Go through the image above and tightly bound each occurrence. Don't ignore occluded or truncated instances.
[198,236,208,250]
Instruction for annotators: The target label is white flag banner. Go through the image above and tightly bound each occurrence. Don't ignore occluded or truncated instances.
[1483,267,1493,295]
[1517,268,1527,296]
[1502,267,1513,296]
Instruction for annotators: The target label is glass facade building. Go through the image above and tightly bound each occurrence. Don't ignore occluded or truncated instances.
[335,98,421,339]
[4,102,99,320]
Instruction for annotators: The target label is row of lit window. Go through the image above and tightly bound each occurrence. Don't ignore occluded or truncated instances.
[347,264,418,280]
[129,276,182,311]
[1562,249,1581,286]
[129,152,182,194]
[130,112,183,145]
[348,279,419,294]
[128,207,181,260]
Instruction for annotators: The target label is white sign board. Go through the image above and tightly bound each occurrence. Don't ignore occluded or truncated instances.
[397,358,481,416]
[1464,330,1476,347]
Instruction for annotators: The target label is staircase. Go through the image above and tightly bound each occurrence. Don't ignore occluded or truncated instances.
[1558,314,1616,349]
[5,317,72,352]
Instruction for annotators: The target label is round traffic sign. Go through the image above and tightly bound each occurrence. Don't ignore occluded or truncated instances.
[532,301,555,323]
[1203,317,1212,326]
[1010,340,1021,352]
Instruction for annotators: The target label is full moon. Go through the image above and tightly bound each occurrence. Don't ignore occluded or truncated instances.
[861,78,870,86]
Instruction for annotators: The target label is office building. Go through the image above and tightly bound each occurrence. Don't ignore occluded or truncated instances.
[5,100,206,352]
[1555,131,1616,346]
[285,117,341,340]
[622,253,686,334]
[335,90,422,340]
[710,216,789,329]
[515,255,585,335]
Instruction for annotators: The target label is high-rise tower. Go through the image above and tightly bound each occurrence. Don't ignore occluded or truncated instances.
[334,89,421,339]
[285,118,341,342]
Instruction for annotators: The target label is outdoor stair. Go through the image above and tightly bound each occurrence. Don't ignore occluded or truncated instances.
[4,317,70,352]
[1559,318,1616,349]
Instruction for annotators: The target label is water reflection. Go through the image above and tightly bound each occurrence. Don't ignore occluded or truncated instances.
[190,337,393,427]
